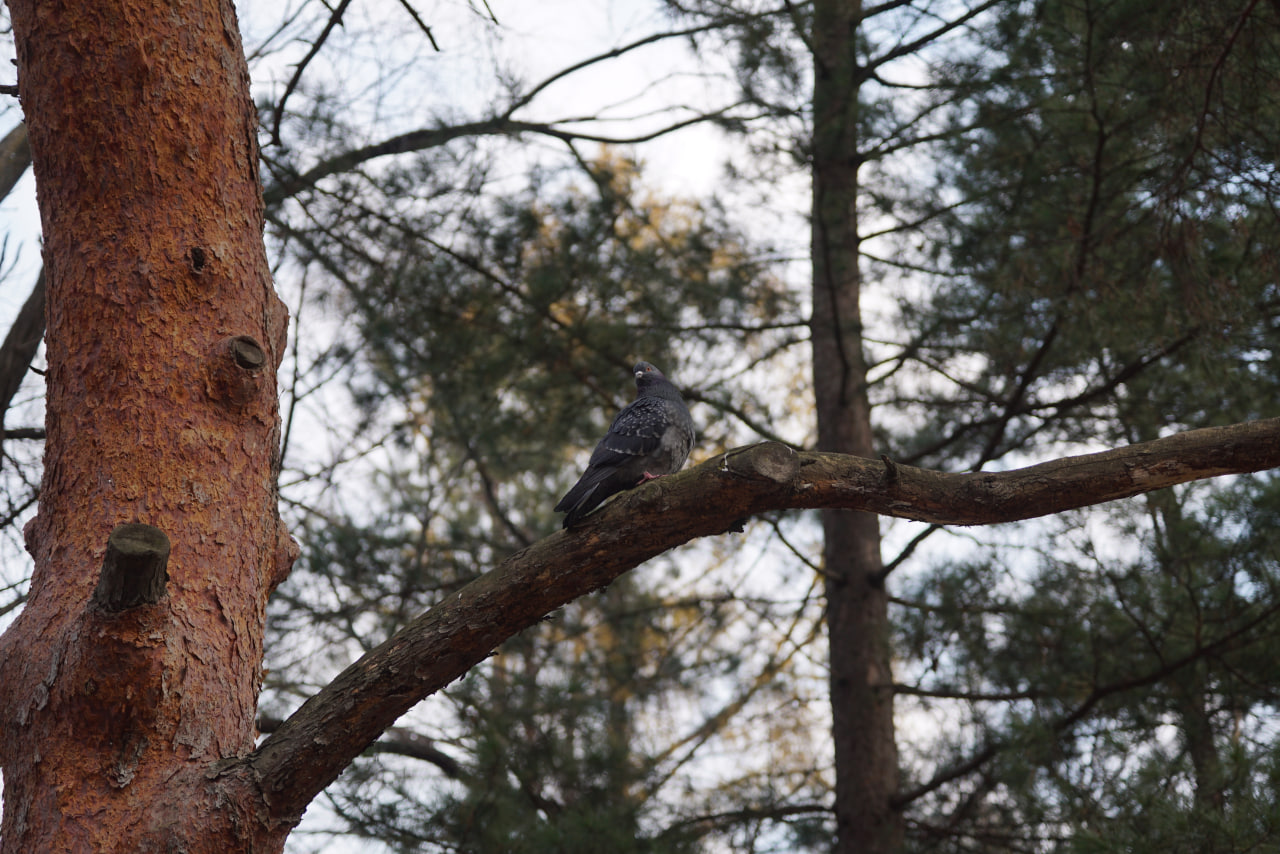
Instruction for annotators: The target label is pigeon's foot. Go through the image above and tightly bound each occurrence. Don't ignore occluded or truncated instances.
[638,472,668,483]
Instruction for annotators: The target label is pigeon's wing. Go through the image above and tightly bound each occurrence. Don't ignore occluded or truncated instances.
[585,397,672,468]
[595,393,694,478]
[556,364,695,528]
[554,398,674,526]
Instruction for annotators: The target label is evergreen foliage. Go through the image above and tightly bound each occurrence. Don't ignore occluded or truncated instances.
[887,0,1280,849]
[265,149,823,850]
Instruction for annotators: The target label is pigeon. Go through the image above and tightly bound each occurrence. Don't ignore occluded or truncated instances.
[555,361,695,528]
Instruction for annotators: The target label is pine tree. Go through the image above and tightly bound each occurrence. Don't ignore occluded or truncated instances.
[888,0,1280,848]
[264,154,826,850]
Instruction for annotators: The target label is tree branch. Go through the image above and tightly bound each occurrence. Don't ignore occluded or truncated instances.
[891,588,1280,808]
[0,269,45,451]
[256,715,462,778]
[893,684,1039,702]
[263,111,749,206]
[266,0,355,149]
[259,18,770,207]
[243,418,1280,823]
[0,122,31,200]
[0,122,40,455]
[864,0,1005,74]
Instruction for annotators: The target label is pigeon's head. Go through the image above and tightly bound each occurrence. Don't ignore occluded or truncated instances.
[633,361,670,390]
[633,361,665,381]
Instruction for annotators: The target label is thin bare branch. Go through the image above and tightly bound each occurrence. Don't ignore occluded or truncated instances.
[267,0,355,149]
[393,0,441,51]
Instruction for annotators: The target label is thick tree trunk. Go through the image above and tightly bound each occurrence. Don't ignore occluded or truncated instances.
[0,1,295,851]
[810,0,903,851]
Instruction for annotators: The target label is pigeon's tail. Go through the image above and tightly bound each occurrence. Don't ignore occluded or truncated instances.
[554,476,605,528]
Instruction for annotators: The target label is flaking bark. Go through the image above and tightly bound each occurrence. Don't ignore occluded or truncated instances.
[0,1,295,850]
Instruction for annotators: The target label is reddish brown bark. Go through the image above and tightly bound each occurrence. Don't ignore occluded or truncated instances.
[0,1,295,851]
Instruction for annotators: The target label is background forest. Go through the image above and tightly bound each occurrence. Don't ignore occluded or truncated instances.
[2,0,1280,852]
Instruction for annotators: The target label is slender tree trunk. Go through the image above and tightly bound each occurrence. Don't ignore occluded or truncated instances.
[810,0,902,850]
[1148,492,1227,815]
[0,1,296,850]
[0,123,38,448]
[1176,666,1226,814]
